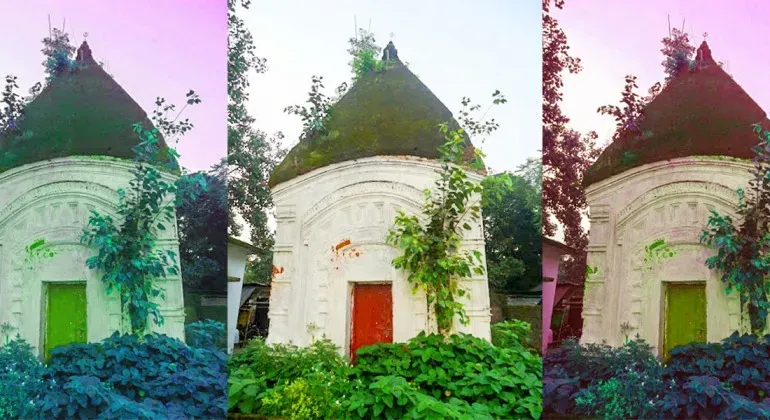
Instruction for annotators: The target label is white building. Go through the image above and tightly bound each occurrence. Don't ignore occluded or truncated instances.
[266,42,492,357]
[581,41,769,358]
[0,41,186,357]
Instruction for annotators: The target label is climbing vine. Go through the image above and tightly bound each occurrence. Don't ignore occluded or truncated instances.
[701,124,770,335]
[80,91,205,335]
[386,92,508,335]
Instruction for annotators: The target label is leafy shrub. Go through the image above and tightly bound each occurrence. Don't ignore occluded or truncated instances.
[185,319,226,351]
[228,338,350,415]
[33,375,185,419]
[547,334,770,419]
[665,332,770,401]
[0,337,48,418]
[344,374,493,419]
[657,375,770,419]
[544,337,666,417]
[42,332,227,418]
[491,319,537,351]
[575,369,668,419]
[352,332,542,419]
[260,368,348,420]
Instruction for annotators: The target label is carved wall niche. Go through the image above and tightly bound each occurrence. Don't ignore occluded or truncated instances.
[267,174,492,349]
[609,181,741,352]
[0,176,186,348]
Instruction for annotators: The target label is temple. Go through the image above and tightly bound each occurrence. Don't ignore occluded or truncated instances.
[0,41,186,357]
[581,40,769,357]
[267,42,492,356]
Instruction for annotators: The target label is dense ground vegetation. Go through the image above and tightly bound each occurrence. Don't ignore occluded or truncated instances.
[228,321,542,419]
[544,334,770,419]
[0,321,227,419]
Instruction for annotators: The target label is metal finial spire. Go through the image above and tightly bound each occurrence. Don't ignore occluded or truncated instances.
[703,32,708,41]
[83,32,89,40]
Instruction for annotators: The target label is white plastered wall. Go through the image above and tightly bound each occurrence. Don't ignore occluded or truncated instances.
[581,156,762,354]
[0,156,186,354]
[267,156,491,355]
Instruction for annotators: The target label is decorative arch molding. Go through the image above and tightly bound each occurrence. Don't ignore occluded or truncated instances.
[616,181,739,229]
[0,180,118,228]
[302,180,425,230]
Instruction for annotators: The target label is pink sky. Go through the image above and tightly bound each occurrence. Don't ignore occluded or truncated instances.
[0,0,226,172]
[557,0,770,148]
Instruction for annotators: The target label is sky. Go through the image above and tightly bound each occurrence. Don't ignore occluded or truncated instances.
[0,0,227,172]
[551,0,770,242]
[244,0,541,176]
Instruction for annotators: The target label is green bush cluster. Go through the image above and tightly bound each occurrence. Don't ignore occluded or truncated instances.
[228,324,542,419]
[0,322,226,419]
[185,319,227,351]
[0,337,48,418]
[544,334,770,419]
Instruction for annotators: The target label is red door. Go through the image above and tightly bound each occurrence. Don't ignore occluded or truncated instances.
[350,283,393,362]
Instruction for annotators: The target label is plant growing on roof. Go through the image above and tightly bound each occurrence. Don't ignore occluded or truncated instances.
[284,75,334,141]
[386,91,508,335]
[660,25,696,84]
[701,124,770,335]
[80,91,205,335]
[349,27,385,81]
[41,26,77,81]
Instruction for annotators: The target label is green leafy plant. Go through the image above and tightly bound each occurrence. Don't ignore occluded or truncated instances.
[41,332,227,418]
[228,338,351,415]
[0,337,48,419]
[352,48,387,80]
[352,332,542,419]
[41,26,77,81]
[544,337,667,417]
[491,319,537,351]
[284,75,334,141]
[701,124,770,334]
[260,369,349,420]
[80,92,205,334]
[347,27,381,79]
[185,319,226,351]
[387,93,506,335]
[344,374,493,419]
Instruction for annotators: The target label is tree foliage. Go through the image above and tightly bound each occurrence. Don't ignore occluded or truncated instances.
[227,0,286,283]
[542,0,599,285]
[483,171,541,293]
[701,125,770,335]
[284,75,334,141]
[177,165,228,292]
[81,92,204,334]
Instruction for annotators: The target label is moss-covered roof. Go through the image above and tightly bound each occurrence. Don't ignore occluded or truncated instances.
[269,42,477,187]
[0,41,166,174]
[584,41,770,187]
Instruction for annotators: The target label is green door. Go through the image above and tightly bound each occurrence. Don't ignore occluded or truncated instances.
[45,283,87,360]
[664,283,707,360]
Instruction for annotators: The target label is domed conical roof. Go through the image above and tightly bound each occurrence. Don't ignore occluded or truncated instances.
[584,41,770,187]
[0,41,166,174]
[269,42,476,187]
